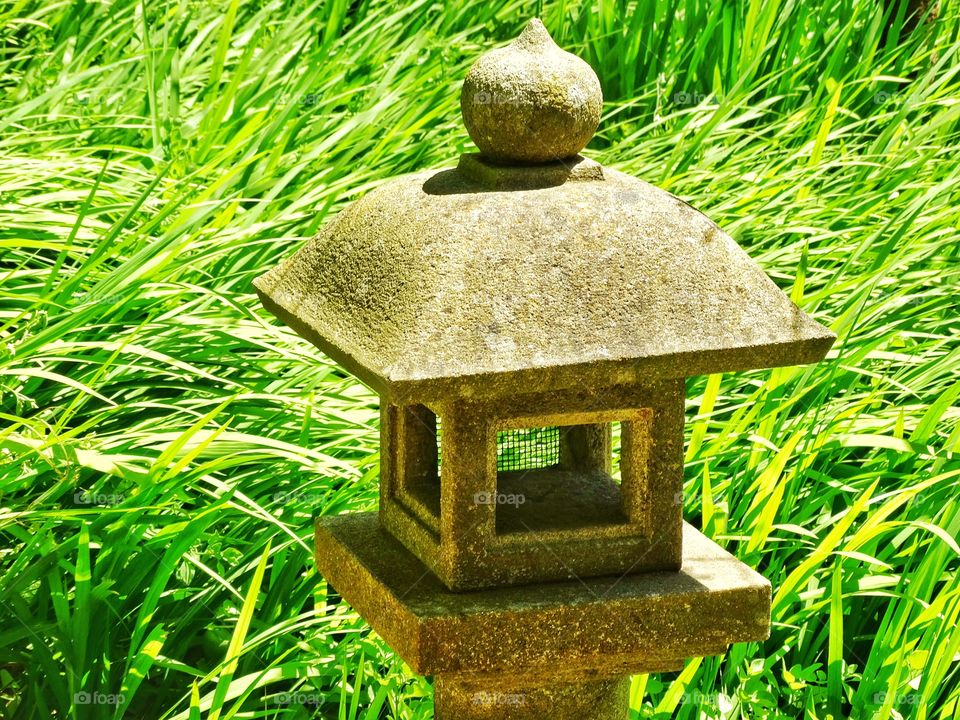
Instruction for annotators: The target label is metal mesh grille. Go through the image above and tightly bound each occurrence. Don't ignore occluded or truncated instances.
[496,427,560,471]
[434,421,560,471]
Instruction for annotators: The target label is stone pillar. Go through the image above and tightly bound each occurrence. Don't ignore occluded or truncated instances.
[558,423,611,473]
[434,673,630,720]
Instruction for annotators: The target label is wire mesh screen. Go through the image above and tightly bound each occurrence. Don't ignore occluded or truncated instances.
[434,421,560,472]
[496,427,560,471]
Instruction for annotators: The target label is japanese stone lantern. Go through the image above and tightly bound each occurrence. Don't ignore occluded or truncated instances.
[255,18,834,720]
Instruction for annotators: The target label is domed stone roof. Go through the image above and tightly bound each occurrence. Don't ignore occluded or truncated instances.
[254,21,834,403]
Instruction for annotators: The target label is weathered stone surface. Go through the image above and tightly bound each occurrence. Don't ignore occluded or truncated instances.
[434,674,630,720]
[314,512,771,675]
[258,17,828,713]
[380,382,685,591]
[457,152,603,189]
[461,19,603,163]
[254,161,835,406]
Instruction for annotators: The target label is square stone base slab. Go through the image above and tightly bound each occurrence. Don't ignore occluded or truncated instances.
[434,674,631,720]
[315,513,770,677]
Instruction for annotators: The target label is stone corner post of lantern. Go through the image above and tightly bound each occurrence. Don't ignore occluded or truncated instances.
[254,17,836,720]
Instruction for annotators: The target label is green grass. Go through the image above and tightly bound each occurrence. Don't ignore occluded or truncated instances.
[1,0,958,717]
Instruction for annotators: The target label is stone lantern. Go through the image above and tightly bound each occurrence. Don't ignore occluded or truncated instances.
[255,18,834,720]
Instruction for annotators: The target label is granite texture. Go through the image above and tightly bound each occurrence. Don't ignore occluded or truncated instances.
[314,512,771,676]
[380,382,685,591]
[457,152,603,189]
[257,18,830,716]
[460,19,603,163]
[434,674,630,720]
[254,160,835,406]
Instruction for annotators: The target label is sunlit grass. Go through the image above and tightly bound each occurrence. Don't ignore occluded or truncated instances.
[1,0,958,718]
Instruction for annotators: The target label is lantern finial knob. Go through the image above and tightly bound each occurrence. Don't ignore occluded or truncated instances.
[460,19,603,164]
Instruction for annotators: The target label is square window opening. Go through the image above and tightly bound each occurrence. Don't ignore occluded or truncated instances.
[396,404,440,524]
[494,420,637,535]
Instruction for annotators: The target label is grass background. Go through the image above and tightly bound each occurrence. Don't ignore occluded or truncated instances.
[1,0,959,717]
